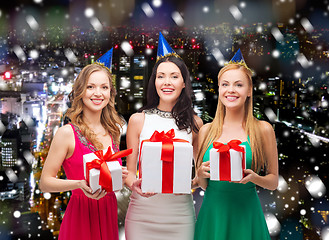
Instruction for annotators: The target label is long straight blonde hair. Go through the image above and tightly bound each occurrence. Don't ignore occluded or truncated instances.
[196,64,266,173]
[65,64,124,149]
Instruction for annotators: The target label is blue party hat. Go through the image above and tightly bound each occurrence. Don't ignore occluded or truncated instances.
[156,32,181,62]
[95,48,113,72]
[226,48,251,72]
[230,49,244,63]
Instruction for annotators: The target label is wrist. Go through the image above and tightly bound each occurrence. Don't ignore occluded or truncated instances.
[77,180,83,190]
[252,172,261,184]
[126,178,134,191]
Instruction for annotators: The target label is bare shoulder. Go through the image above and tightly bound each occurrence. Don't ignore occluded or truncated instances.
[199,123,211,136]
[259,121,274,132]
[127,112,145,135]
[200,123,211,131]
[193,115,203,129]
[54,124,74,139]
[258,120,275,136]
[128,112,145,126]
[49,124,75,152]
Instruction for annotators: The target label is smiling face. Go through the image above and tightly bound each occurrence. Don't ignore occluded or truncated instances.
[82,70,111,113]
[218,69,251,111]
[155,61,185,107]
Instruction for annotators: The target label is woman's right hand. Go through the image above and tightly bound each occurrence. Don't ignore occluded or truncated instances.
[197,161,210,179]
[131,178,156,198]
[79,180,107,200]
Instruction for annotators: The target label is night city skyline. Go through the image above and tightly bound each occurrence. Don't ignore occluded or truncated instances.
[0,0,329,239]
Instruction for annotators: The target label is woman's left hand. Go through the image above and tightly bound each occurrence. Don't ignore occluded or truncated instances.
[239,169,258,184]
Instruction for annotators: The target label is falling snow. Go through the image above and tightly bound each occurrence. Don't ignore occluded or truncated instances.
[90,17,103,32]
[300,18,314,33]
[152,0,162,8]
[26,15,39,31]
[229,5,242,21]
[264,108,277,122]
[142,3,155,18]
[172,12,184,27]
[121,41,134,56]
[271,28,284,41]
[0,1,328,240]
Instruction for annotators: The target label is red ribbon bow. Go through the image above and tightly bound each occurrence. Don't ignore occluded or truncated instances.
[86,146,132,192]
[139,129,188,193]
[213,140,245,181]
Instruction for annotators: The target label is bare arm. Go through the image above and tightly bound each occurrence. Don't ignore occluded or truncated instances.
[40,125,89,193]
[195,123,211,190]
[125,113,144,189]
[191,115,203,189]
[240,121,279,190]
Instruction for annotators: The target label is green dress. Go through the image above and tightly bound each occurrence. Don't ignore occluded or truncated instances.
[194,141,271,240]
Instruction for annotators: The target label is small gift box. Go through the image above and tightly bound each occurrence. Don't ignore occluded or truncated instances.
[83,147,132,193]
[210,140,246,182]
[139,129,193,194]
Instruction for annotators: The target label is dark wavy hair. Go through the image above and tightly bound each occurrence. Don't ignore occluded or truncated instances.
[140,56,199,133]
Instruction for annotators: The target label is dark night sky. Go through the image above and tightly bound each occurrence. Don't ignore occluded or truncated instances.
[1,0,327,29]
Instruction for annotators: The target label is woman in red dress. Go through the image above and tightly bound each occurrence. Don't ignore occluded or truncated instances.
[40,51,127,240]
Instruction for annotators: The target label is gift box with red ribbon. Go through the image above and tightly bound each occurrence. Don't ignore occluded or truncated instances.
[83,146,132,193]
[139,129,193,194]
[210,140,246,182]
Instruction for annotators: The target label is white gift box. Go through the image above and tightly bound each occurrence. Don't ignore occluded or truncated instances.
[140,142,193,194]
[83,149,122,193]
[210,145,246,181]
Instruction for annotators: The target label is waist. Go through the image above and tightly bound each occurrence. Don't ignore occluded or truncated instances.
[130,190,193,205]
[71,189,116,197]
[207,180,256,192]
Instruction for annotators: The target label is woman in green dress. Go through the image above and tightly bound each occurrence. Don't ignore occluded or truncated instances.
[194,49,278,240]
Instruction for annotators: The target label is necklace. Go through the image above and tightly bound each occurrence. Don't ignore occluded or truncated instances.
[144,108,173,119]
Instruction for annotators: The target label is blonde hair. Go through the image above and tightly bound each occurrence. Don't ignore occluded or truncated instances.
[196,64,266,172]
[65,64,124,149]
